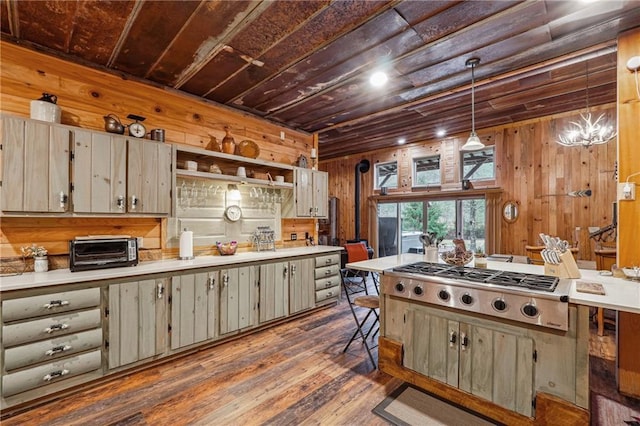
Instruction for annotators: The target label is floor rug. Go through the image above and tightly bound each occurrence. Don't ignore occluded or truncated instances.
[372,383,498,426]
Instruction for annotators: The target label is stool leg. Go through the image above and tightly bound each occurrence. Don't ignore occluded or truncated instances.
[597,308,605,336]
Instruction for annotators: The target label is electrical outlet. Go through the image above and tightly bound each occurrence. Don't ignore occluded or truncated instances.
[617,182,636,201]
[280,131,285,140]
[290,233,297,241]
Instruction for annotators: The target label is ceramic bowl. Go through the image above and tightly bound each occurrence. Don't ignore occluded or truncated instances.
[440,250,474,266]
[216,241,238,256]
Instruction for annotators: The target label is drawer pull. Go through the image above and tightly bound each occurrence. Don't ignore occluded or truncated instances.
[325,258,332,264]
[325,270,332,275]
[325,281,333,288]
[44,323,69,334]
[43,300,70,309]
[43,369,69,382]
[45,344,72,356]
[327,291,333,297]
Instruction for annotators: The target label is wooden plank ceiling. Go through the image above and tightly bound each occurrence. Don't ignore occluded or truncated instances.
[2,0,638,159]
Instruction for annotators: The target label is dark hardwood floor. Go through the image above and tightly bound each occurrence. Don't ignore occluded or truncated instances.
[1,280,634,426]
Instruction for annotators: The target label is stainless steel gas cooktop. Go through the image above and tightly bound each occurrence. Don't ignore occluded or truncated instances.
[392,262,559,292]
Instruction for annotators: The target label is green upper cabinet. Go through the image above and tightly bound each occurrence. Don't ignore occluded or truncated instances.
[72,130,171,215]
[1,116,71,213]
[294,168,328,218]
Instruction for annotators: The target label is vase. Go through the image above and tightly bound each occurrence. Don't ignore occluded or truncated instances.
[221,128,235,154]
[34,256,49,272]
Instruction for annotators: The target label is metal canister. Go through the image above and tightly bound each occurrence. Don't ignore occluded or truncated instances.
[150,128,165,142]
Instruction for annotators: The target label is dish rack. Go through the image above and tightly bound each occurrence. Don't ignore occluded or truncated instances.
[253,226,276,251]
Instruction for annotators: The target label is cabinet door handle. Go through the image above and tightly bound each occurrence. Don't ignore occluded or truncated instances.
[208,276,216,290]
[449,331,457,347]
[283,266,288,277]
[117,195,125,210]
[157,283,164,299]
[223,274,229,287]
[130,195,138,211]
[45,344,72,356]
[44,323,69,334]
[59,191,68,209]
[291,264,296,276]
[43,369,69,382]
[43,300,69,309]
[460,333,469,351]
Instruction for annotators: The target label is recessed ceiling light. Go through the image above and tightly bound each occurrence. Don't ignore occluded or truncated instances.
[370,71,388,87]
[398,138,406,145]
[436,129,446,137]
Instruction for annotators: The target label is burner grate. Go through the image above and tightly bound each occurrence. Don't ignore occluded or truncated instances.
[393,262,559,292]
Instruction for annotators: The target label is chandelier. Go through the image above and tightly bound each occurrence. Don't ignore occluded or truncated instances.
[557,62,617,147]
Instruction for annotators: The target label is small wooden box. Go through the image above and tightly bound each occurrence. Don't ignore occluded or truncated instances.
[544,250,581,279]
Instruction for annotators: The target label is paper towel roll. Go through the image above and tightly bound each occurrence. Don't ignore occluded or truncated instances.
[179,229,193,260]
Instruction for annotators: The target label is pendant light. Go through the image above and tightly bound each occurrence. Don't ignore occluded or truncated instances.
[557,61,617,147]
[460,57,485,151]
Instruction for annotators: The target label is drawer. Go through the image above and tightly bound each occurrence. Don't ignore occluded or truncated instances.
[4,328,103,371]
[2,350,102,397]
[315,276,341,291]
[2,288,100,322]
[315,254,340,268]
[3,309,101,347]
[314,264,340,280]
[315,286,339,303]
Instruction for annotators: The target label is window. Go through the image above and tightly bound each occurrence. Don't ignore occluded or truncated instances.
[374,161,397,189]
[461,147,495,181]
[413,155,441,187]
[377,196,486,256]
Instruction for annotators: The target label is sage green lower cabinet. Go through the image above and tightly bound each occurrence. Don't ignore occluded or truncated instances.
[108,278,167,369]
[289,258,315,315]
[219,266,258,335]
[259,262,290,323]
[404,307,534,417]
[170,271,218,350]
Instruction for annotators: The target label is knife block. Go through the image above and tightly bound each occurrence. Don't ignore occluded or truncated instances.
[544,250,581,279]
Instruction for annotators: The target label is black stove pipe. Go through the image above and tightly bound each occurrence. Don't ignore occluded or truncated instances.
[354,159,370,241]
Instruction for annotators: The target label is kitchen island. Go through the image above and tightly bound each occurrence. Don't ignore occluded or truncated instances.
[347,255,638,426]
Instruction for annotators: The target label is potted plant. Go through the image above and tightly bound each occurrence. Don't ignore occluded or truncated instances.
[474,248,487,268]
[21,244,49,272]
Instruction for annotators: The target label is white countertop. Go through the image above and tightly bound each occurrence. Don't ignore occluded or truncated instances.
[347,255,640,314]
[0,246,343,292]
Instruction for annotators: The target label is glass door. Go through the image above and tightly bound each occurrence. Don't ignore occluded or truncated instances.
[400,202,423,253]
[460,198,486,253]
[426,200,456,251]
[377,203,398,256]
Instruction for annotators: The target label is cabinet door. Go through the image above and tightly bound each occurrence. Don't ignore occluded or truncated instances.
[312,171,328,218]
[127,139,172,214]
[294,168,313,217]
[290,258,315,314]
[459,323,534,416]
[73,130,126,213]
[259,262,289,323]
[170,271,217,350]
[108,279,166,369]
[219,266,257,335]
[1,117,70,212]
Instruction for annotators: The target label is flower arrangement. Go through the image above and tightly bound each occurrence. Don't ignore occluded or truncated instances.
[21,244,48,258]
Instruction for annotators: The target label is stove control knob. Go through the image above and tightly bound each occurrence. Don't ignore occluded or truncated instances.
[522,303,539,317]
[492,298,507,312]
[461,293,474,305]
[413,286,424,296]
[438,289,450,302]
[395,282,405,292]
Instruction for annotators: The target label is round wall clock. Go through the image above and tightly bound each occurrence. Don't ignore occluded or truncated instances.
[224,205,242,222]
[129,121,146,138]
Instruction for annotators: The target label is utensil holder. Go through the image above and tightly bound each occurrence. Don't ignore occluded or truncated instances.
[544,250,581,278]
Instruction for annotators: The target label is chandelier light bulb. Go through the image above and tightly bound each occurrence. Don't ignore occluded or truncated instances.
[557,112,617,147]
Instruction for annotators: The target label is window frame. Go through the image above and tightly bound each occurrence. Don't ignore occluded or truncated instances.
[460,146,495,181]
[412,155,441,188]
[374,160,398,189]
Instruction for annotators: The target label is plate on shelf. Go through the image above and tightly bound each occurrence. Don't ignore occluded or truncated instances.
[237,140,260,159]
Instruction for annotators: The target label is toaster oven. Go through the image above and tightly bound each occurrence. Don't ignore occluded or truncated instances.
[69,236,138,272]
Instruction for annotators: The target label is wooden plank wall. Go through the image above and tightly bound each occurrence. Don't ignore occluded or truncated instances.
[0,42,315,260]
[319,107,617,261]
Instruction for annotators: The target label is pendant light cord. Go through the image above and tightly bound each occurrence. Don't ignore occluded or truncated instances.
[471,63,476,132]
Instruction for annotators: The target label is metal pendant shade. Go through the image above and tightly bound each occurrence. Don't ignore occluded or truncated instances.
[460,58,485,151]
